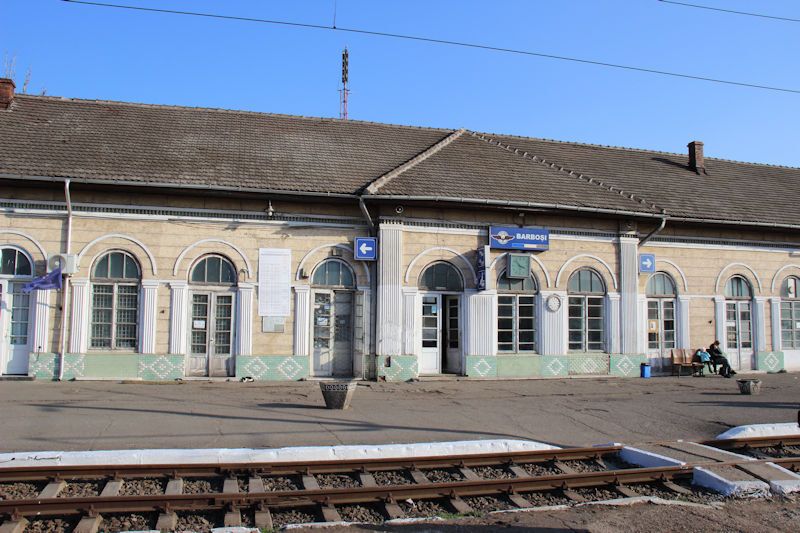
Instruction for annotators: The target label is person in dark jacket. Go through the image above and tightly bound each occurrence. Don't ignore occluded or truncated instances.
[708,340,736,378]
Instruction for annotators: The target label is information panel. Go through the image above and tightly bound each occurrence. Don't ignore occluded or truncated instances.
[258,248,291,317]
[489,226,550,250]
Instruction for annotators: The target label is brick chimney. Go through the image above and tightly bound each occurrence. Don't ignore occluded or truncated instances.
[688,141,706,174]
[0,78,15,109]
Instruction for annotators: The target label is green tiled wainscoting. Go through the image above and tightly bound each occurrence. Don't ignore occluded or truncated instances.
[28,353,59,380]
[29,354,185,381]
[756,351,784,372]
[469,354,646,378]
[377,355,418,381]
[236,356,309,381]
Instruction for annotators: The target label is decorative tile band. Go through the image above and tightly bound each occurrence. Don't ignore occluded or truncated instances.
[236,356,309,381]
[28,353,59,380]
[466,356,497,378]
[377,355,418,382]
[756,351,784,373]
[138,355,185,381]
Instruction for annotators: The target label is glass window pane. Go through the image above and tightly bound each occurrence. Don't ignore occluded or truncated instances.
[192,259,206,282]
[109,253,124,279]
[498,318,514,330]
[124,255,139,279]
[221,260,235,283]
[207,257,221,283]
[15,252,31,276]
[94,255,109,278]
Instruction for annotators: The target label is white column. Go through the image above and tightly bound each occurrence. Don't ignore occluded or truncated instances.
[607,292,621,353]
[467,290,496,356]
[753,296,767,352]
[69,279,90,353]
[377,222,403,356]
[771,297,782,352]
[714,296,727,352]
[293,285,311,357]
[619,236,639,353]
[236,283,254,356]
[30,289,51,354]
[539,291,567,355]
[401,287,418,356]
[677,295,691,349]
[139,281,159,354]
[169,281,189,355]
[354,287,370,378]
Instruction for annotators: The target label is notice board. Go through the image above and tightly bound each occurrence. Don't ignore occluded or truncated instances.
[258,248,291,317]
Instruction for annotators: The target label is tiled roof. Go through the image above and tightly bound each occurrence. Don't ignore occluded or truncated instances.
[2,95,799,227]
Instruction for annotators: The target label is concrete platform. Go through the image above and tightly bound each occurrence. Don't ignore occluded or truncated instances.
[0,372,797,452]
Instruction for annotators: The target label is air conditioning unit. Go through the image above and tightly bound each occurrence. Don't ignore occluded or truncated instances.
[48,253,78,274]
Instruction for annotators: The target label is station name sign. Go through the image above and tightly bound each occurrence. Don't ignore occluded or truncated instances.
[489,226,550,250]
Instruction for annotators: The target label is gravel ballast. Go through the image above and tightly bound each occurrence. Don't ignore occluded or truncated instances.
[520,462,561,477]
[472,466,514,479]
[23,517,80,533]
[119,478,165,496]
[98,512,157,532]
[561,459,606,473]
[337,504,386,523]
[373,470,415,486]
[521,490,571,507]
[572,486,622,501]
[271,508,319,527]
[422,468,464,483]
[314,473,360,488]
[400,498,452,518]
[175,511,221,533]
[57,480,102,498]
[463,495,514,512]
[183,478,223,494]
[0,482,43,500]
[262,476,300,491]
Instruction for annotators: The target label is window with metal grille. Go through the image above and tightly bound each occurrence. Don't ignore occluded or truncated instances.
[497,272,537,353]
[781,277,800,349]
[567,269,605,352]
[90,251,140,350]
[646,273,677,352]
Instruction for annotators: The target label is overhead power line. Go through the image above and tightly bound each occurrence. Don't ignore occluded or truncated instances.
[658,0,800,23]
[61,0,800,95]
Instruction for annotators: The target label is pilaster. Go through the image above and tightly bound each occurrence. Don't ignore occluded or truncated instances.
[754,296,767,352]
[714,296,727,352]
[139,281,159,354]
[293,285,311,357]
[770,297,782,352]
[677,295,691,349]
[401,287,418,356]
[377,222,403,355]
[30,288,51,353]
[169,281,189,355]
[539,290,567,355]
[607,292,621,354]
[467,289,496,356]
[619,236,638,353]
[236,283,255,356]
[69,279,90,354]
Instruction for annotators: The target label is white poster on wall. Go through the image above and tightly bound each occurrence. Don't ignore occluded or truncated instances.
[258,248,291,317]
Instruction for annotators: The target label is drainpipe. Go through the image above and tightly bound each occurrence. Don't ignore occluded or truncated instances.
[57,179,72,380]
[639,216,667,247]
[358,196,377,380]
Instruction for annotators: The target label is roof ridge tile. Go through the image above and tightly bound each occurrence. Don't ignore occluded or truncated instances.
[469,131,666,214]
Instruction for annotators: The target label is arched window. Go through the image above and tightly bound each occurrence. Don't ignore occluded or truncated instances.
[781,277,800,349]
[0,247,32,277]
[419,262,463,292]
[312,259,355,288]
[568,269,605,352]
[91,251,140,350]
[191,255,237,285]
[497,272,537,353]
[724,276,752,299]
[646,272,677,297]
[724,276,752,351]
[646,272,677,354]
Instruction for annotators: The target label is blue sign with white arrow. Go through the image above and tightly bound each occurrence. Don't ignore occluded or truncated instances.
[639,253,656,273]
[354,237,377,261]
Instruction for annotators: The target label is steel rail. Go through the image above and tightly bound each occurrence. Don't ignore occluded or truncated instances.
[0,445,622,482]
[0,464,694,517]
[701,435,800,450]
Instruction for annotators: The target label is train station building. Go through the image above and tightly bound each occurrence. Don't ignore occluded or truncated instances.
[0,79,797,381]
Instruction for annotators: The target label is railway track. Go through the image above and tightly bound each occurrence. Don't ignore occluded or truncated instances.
[1,437,798,532]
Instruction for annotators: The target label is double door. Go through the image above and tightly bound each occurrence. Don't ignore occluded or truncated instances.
[647,299,675,367]
[312,290,353,377]
[0,281,32,375]
[726,300,753,370]
[188,291,234,377]
[420,294,460,375]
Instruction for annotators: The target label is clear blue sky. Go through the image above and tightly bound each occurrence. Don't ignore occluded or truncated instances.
[5,0,800,166]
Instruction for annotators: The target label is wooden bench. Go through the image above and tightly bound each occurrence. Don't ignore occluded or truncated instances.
[670,349,705,377]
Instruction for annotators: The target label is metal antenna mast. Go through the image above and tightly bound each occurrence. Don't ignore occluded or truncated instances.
[339,47,349,120]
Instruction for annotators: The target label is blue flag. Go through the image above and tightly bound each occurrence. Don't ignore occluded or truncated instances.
[22,267,62,293]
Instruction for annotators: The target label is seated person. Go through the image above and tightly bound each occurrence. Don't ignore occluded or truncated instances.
[708,340,736,378]
[696,348,713,375]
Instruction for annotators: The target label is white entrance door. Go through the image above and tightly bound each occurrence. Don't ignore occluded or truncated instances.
[1,282,32,375]
[726,301,753,370]
[420,294,441,374]
[312,290,353,377]
[647,299,676,370]
[188,292,235,377]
